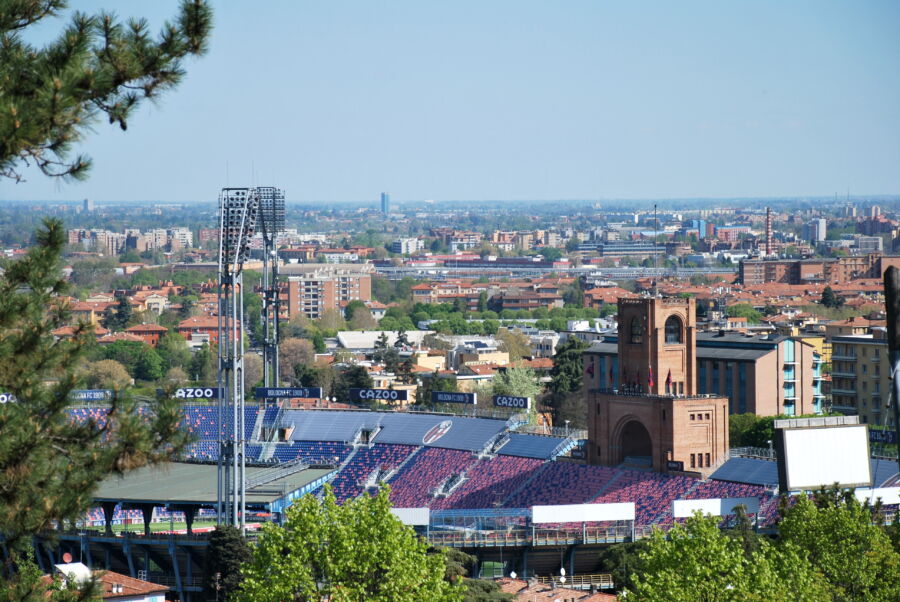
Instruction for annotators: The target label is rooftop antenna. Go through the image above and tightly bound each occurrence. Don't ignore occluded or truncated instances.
[653,203,659,296]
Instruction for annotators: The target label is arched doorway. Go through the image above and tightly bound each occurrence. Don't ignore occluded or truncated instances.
[619,420,652,464]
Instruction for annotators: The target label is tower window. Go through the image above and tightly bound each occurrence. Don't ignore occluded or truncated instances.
[630,317,643,344]
[665,315,683,344]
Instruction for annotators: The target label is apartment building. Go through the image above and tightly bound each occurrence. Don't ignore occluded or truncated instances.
[281,267,372,320]
[830,329,891,425]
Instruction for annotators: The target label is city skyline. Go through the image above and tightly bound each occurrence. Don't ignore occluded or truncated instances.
[5,0,900,203]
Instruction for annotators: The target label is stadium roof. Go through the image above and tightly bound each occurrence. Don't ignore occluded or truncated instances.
[280,409,507,451]
[94,463,333,508]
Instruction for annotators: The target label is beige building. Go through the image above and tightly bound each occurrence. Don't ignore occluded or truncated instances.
[830,328,891,425]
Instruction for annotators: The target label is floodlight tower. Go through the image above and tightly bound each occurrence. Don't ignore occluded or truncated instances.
[216,187,260,530]
[257,187,286,390]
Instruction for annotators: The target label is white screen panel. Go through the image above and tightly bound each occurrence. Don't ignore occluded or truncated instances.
[782,425,871,490]
[854,487,900,505]
[390,507,430,526]
[672,497,760,518]
[531,502,634,523]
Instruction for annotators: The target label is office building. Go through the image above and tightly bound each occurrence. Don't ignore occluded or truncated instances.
[380,192,390,215]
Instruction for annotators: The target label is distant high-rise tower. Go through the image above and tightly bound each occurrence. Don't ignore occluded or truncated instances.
[870,205,880,218]
[83,198,94,212]
[380,192,390,215]
[765,207,772,256]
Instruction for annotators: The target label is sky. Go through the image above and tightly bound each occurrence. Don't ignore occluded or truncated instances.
[4,0,900,204]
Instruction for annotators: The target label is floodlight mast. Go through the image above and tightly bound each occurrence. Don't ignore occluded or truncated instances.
[258,187,285,391]
[216,187,260,532]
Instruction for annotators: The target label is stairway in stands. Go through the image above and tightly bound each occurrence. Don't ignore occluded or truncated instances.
[587,468,627,501]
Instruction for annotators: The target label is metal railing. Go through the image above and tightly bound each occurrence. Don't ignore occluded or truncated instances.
[535,574,614,590]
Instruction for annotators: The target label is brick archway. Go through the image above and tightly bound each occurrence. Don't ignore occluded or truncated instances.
[610,414,655,466]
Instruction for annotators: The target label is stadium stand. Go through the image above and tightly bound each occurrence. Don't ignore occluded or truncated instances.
[435,456,544,510]
[327,444,418,502]
[270,441,351,464]
[592,470,698,524]
[506,462,621,508]
[389,448,478,508]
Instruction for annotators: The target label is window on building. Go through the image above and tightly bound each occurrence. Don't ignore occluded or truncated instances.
[690,414,695,421]
[705,453,711,466]
[705,413,710,420]
[863,364,868,374]
[630,317,643,344]
[665,315,683,344]
[690,454,696,468]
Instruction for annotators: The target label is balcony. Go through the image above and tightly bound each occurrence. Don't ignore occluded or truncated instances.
[831,370,856,378]
[831,387,857,395]
[832,354,857,361]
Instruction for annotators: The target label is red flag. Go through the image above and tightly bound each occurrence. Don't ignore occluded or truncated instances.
[648,366,655,389]
[665,369,672,392]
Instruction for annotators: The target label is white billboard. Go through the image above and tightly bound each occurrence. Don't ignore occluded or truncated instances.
[672,497,760,518]
[777,425,872,491]
[531,502,635,524]
[390,507,430,526]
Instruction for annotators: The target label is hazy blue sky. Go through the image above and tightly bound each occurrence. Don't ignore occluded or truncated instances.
[6,0,900,203]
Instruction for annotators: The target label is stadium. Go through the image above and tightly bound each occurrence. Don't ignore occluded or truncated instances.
[35,402,898,601]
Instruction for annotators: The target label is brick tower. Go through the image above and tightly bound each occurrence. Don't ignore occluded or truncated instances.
[584,297,729,475]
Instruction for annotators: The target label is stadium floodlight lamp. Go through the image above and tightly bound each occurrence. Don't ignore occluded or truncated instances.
[510,571,517,580]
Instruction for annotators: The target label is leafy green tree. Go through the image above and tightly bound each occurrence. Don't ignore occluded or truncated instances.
[778,491,900,601]
[476,291,488,313]
[311,331,326,353]
[0,551,94,601]
[81,358,131,390]
[205,525,252,601]
[596,540,649,593]
[821,286,845,309]
[727,303,763,324]
[548,337,587,395]
[332,365,374,402]
[626,513,828,601]
[189,342,217,384]
[344,299,368,322]
[156,332,191,370]
[492,366,540,400]
[101,292,134,331]
[134,342,164,381]
[0,0,212,181]
[0,220,190,551]
[238,486,462,602]
[495,328,531,362]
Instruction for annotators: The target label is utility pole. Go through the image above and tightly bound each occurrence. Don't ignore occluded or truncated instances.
[883,266,900,474]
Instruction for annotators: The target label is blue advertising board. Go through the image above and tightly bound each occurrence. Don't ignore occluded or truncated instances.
[255,387,323,399]
[156,387,223,400]
[431,391,477,404]
[492,395,530,409]
[869,429,898,445]
[70,389,113,402]
[349,388,409,402]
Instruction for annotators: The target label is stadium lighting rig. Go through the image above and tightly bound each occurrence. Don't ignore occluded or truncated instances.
[257,186,285,393]
[216,187,261,530]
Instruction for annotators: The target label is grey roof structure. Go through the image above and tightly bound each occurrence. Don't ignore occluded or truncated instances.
[94,463,333,507]
[498,434,567,459]
[280,409,507,451]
